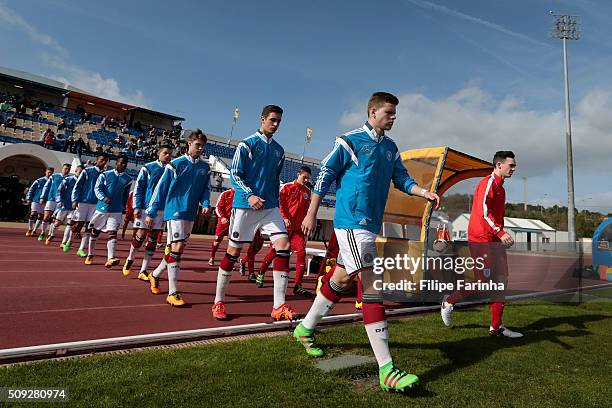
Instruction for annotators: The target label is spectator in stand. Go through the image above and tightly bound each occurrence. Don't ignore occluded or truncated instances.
[135,148,145,164]
[96,145,104,155]
[67,120,75,131]
[134,121,143,132]
[121,124,129,135]
[109,117,117,128]
[32,105,42,118]
[101,116,109,129]
[42,129,56,149]
[66,134,75,153]
[83,112,92,123]
[76,136,85,157]
[114,133,124,145]
[174,121,182,135]
[58,118,67,131]
[0,115,4,128]
[16,103,26,115]
[4,115,17,129]
[147,126,156,139]
[75,104,85,116]
[0,99,12,112]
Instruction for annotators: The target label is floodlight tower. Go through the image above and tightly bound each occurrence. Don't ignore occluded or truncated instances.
[549,12,580,244]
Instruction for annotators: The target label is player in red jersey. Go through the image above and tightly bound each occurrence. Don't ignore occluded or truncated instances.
[440,150,523,338]
[208,188,234,266]
[257,166,313,297]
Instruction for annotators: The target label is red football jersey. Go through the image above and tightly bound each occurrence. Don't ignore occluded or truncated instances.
[214,188,234,222]
[279,181,311,232]
[468,172,506,242]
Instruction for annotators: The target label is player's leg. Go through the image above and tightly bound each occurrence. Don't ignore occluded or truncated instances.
[61,213,74,251]
[124,228,145,276]
[291,233,312,297]
[85,210,105,265]
[488,245,521,338]
[138,230,158,280]
[209,223,228,266]
[26,203,37,236]
[165,238,187,307]
[257,246,275,288]
[212,209,254,320]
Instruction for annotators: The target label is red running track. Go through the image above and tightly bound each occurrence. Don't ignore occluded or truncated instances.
[0,226,358,349]
[0,226,598,350]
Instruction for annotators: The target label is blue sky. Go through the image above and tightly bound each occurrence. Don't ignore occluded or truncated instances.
[1,0,612,213]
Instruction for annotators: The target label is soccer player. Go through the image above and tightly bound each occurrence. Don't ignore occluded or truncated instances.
[71,154,109,257]
[84,155,132,266]
[211,105,298,322]
[25,168,53,237]
[40,163,71,243]
[146,130,211,306]
[208,187,234,266]
[440,151,523,338]
[120,191,135,241]
[55,165,84,250]
[294,92,440,392]
[123,142,174,281]
[257,166,313,297]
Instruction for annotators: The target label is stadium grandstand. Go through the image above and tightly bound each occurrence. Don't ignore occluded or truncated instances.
[0,66,336,237]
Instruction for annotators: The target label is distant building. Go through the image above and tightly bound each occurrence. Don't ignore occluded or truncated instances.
[452,213,569,251]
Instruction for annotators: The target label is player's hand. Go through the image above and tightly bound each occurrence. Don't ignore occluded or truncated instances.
[72,202,78,210]
[301,213,317,238]
[284,218,291,228]
[39,199,44,205]
[248,195,265,210]
[221,217,228,224]
[134,209,142,218]
[103,198,111,204]
[201,207,211,216]
[58,203,64,209]
[424,191,440,210]
[145,216,154,228]
[500,233,514,246]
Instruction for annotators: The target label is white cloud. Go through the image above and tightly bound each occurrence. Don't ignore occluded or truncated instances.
[340,86,612,178]
[0,2,150,107]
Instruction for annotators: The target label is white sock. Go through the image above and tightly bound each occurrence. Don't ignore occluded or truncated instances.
[40,221,47,234]
[107,238,117,259]
[88,235,98,256]
[302,293,336,330]
[28,218,34,230]
[33,219,41,233]
[167,261,180,294]
[272,271,290,309]
[152,258,167,278]
[141,249,154,272]
[365,321,392,367]
[79,233,90,251]
[62,226,72,244]
[214,268,232,303]
[128,244,137,261]
[48,223,56,237]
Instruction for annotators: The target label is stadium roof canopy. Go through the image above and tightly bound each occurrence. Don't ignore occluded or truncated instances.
[0,66,184,121]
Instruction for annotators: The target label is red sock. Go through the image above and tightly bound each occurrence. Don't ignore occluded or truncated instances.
[260,248,275,275]
[362,302,386,324]
[490,302,505,330]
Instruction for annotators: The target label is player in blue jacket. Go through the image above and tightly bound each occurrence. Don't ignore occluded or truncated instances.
[294,92,440,393]
[25,167,53,237]
[211,105,297,322]
[40,163,71,244]
[122,141,174,281]
[70,153,109,257]
[55,165,84,251]
[146,130,211,306]
[84,155,132,267]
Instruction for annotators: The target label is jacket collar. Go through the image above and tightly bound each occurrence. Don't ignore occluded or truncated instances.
[185,153,200,164]
[256,130,273,144]
[363,121,385,142]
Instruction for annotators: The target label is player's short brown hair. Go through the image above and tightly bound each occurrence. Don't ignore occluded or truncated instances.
[46,167,54,172]
[493,151,515,166]
[187,129,207,143]
[261,105,283,118]
[367,92,399,115]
